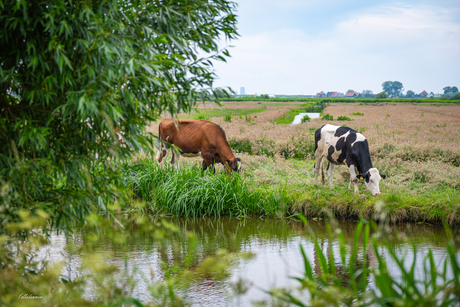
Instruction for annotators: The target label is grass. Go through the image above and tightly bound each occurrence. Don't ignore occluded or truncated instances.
[121,158,290,217]
[147,102,460,225]
[273,108,306,124]
[185,106,266,120]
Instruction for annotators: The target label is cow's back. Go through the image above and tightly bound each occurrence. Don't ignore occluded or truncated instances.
[315,124,338,155]
[159,119,226,152]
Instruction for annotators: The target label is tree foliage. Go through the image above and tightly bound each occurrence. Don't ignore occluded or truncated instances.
[361,90,373,98]
[406,90,415,98]
[0,0,238,232]
[382,81,404,97]
[443,86,459,97]
[375,92,388,99]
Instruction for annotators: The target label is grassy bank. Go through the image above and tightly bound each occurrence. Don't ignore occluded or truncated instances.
[146,102,460,226]
[120,155,460,225]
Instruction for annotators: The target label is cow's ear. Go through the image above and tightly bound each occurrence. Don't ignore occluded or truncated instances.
[357,173,365,180]
[380,174,387,179]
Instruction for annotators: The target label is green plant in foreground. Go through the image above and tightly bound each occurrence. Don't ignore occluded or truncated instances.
[266,215,460,306]
[351,112,364,116]
[224,114,232,122]
[0,0,238,233]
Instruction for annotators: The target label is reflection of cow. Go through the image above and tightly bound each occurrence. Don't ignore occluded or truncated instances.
[314,124,386,196]
[156,119,241,173]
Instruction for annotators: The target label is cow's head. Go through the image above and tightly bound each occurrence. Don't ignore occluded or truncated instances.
[225,158,242,173]
[357,168,386,196]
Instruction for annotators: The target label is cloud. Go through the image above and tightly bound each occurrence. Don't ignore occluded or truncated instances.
[213,3,460,94]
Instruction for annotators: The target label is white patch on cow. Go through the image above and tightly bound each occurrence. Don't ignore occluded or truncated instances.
[182,152,201,158]
[351,132,366,146]
[237,160,242,170]
[166,136,170,141]
[364,168,382,196]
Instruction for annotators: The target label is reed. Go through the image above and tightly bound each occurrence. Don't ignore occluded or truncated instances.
[121,158,290,217]
[266,216,460,306]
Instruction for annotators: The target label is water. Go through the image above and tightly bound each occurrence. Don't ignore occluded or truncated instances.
[291,112,320,125]
[41,217,456,306]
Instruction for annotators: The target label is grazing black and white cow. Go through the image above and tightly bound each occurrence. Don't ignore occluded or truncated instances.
[314,124,386,196]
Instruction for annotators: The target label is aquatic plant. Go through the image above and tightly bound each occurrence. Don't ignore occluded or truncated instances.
[265,216,460,306]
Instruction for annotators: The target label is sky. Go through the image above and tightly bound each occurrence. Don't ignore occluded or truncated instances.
[211,0,460,95]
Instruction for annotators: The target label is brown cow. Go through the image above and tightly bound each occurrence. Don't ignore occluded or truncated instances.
[156,119,241,173]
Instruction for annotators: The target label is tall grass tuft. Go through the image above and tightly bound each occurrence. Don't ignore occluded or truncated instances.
[121,158,289,217]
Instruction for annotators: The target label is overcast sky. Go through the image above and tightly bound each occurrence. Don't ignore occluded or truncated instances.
[211,0,460,95]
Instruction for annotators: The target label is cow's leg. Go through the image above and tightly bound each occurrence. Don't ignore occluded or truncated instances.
[327,163,335,186]
[156,141,168,169]
[202,154,215,173]
[172,152,180,170]
[170,151,180,170]
[348,165,359,193]
[202,159,208,171]
[314,152,323,185]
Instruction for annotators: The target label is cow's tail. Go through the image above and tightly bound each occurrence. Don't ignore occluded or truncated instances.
[320,159,325,184]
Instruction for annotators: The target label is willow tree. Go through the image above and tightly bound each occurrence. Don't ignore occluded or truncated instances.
[0,0,238,231]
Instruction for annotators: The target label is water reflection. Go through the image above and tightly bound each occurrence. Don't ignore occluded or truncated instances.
[42,217,456,306]
[291,112,320,125]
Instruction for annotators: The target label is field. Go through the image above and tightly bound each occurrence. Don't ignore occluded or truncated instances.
[145,101,460,225]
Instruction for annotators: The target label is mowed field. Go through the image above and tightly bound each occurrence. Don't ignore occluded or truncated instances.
[146,101,460,224]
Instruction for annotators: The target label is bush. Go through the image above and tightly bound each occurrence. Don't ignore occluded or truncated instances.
[224,114,232,122]
[301,115,311,123]
[376,92,388,98]
[322,114,334,120]
[351,112,364,116]
[245,115,254,123]
[337,115,353,121]
[451,92,460,100]
[196,114,210,121]
[228,139,253,154]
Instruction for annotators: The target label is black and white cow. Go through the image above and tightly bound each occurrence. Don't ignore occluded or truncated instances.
[314,124,386,196]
